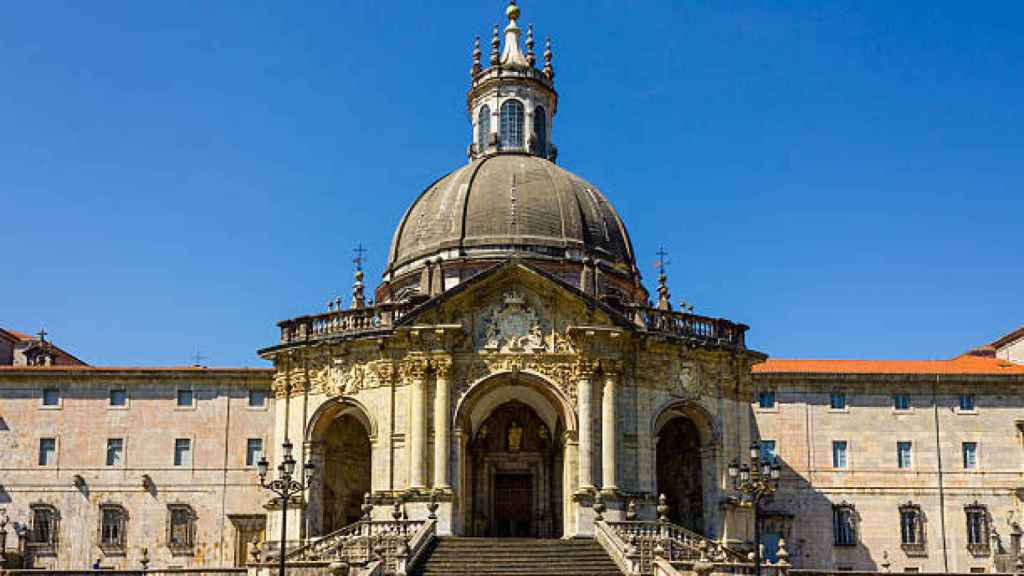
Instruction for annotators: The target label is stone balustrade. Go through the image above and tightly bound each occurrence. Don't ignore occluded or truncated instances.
[280,518,434,576]
[276,300,748,350]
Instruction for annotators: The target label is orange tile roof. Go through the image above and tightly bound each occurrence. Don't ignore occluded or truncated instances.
[753,354,1024,375]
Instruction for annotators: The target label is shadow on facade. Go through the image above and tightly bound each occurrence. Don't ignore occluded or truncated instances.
[761,453,878,570]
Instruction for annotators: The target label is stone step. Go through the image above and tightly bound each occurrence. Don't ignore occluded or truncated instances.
[411,538,623,576]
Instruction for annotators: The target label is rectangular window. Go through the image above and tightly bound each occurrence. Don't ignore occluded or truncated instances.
[900,508,920,545]
[833,505,856,546]
[106,438,124,466]
[109,389,127,407]
[42,388,60,407]
[38,438,57,466]
[246,438,264,467]
[897,441,913,469]
[963,442,978,469]
[248,389,267,408]
[893,394,910,411]
[100,506,126,549]
[176,389,194,408]
[832,441,848,469]
[758,390,776,409]
[31,506,58,546]
[760,440,777,463]
[966,506,987,546]
[960,393,976,411]
[830,391,847,410]
[174,438,192,467]
[168,505,195,550]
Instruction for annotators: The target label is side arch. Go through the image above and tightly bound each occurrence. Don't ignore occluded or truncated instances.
[652,398,720,447]
[305,395,378,444]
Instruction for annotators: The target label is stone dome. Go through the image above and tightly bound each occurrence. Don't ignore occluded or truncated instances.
[385,154,639,280]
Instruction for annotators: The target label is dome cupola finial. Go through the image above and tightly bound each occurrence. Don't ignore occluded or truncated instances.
[501,0,529,68]
[467,1,559,161]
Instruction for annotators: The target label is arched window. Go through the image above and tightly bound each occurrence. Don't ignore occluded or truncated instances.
[533,106,547,156]
[500,100,524,150]
[477,105,491,151]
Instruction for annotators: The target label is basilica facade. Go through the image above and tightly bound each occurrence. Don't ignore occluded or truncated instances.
[1,3,1022,574]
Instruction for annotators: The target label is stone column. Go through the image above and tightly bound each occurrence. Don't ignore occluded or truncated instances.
[404,358,429,490]
[303,441,327,537]
[576,361,596,491]
[601,364,620,491]
[433,358,452,490]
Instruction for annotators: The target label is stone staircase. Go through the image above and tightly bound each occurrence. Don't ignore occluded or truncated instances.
[410,537,624,576]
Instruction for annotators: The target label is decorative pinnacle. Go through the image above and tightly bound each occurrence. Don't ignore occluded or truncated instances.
[471,36,481,76]
[500,0,528,67]
[543,36,554,78]
[526,25,535,67]
[655,247,671,311]
[490,25,500,66]
[506,0,520,21]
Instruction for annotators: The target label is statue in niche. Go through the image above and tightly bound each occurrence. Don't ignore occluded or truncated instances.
[478,424,489,442]
[507,421,523,452]
[538,425,550,444]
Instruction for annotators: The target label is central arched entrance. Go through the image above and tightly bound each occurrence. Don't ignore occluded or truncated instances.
[467,400,564,537]
[455,372,574,538]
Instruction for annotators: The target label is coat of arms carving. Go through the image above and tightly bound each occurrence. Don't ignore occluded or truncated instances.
[475,289,549,352]
[331,362,365,395]
[672,361,703,399]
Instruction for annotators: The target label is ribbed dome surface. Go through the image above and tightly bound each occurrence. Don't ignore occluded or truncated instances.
[386,154,637,275]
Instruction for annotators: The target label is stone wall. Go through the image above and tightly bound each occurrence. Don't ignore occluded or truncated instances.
[0,368,274,570]
[753,373,1024,572]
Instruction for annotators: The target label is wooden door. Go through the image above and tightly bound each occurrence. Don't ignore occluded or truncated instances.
[493,473,533,537]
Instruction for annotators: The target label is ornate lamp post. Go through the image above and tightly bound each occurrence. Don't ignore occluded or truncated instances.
[257,440,315,576]
[729,441,781,576]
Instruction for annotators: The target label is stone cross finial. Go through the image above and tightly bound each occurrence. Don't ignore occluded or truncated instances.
[37,328,48,342]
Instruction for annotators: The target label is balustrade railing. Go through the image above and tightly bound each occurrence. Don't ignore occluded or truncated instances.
[285,518,433,576]
[278,302,415,344]
[626,306,748,348]
[597,519,747,576]
[276,299,747,349]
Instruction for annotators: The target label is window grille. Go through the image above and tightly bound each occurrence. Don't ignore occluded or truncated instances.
[99,504,128,553]
[477,105,491,151]
[168,505,196,553]
[533,106,547,156]
[833,502,856,546]
[500,100,524,149]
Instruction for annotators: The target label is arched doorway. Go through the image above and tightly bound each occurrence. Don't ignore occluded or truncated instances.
[454,372,574,538]
[467,400,564,537]
[656,417,704,533]
[319,414,371,533]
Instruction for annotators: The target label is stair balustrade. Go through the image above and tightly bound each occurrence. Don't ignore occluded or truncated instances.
[284,518,435,576]
[596,519,747,576]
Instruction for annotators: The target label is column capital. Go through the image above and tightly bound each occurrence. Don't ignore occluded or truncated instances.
[600,359,624,378]
[573,358,600,380]
[399,357,430,381]
[431,357,453,379]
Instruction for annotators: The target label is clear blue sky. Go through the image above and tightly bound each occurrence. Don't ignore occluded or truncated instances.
[2,1,1021,367]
